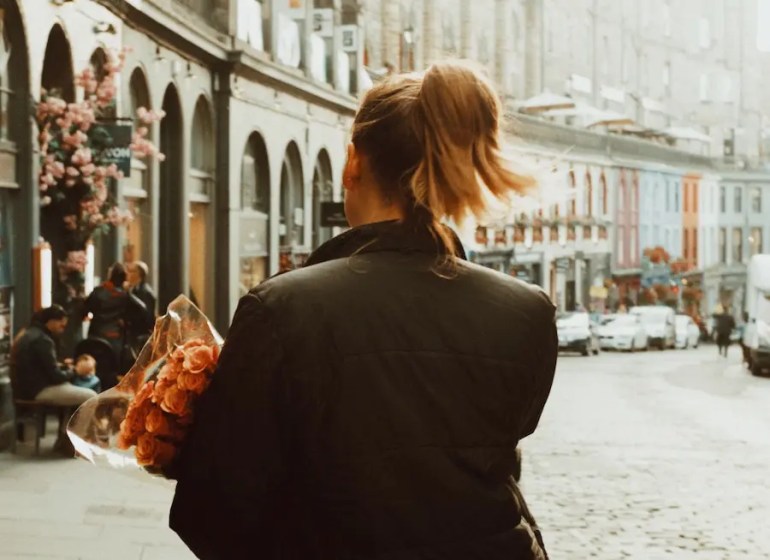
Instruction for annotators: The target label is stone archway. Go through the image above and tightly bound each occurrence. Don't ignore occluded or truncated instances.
[41,24,74,102]
[311,149,333,249]
[158,84,183,311]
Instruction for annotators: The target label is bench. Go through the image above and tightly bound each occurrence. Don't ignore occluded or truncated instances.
[12,399,71,455]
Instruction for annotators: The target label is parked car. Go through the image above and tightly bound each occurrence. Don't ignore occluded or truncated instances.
[556,312,600,356]
[597,314,649,352]
[675,314,701,349]
[629,306,676,349]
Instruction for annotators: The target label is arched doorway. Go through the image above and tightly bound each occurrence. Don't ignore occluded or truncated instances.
[279,142,304,271]
[123,68,152,271]
[158,84,183,311]
[239,132,270,295]
[188,96,214,313]
[1,0,32,447]
[40,24,74,102]
[311,149,333,249]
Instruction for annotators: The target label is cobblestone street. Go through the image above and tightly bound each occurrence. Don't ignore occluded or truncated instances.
[523,345,770,559]
[1,345,768,558]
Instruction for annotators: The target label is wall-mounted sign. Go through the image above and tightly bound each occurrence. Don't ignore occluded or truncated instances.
[90,123,133,177]
[339,25,359,52]
[313,8,334,37]
[320,202,347,228]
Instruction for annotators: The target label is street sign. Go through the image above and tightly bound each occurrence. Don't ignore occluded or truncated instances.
[320,202,347,228]
[90,123,133,178]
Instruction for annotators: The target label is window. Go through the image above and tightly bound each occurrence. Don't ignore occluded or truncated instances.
[734,186,743,213]
[618,181,625,212]
[629,228,637,264]
[684,183,689,212]
[720,186,726,212]
[699,17,711,49]
[665,182,671,212]
[699,74,709,102]
[618,226,625,265]
[693,228,698,264]
[674,185,680,212]
[750,187,762,213]
[683,229,689,260]
[750,227,763,255]
[569,171,577,215]
[719,227,727,263]
[732,228,743,263]
[600,175,608,215]
[585,173,593,217]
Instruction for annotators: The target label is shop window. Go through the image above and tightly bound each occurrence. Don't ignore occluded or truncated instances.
[239,133,270,296]
[189,96,214,313]
[750,227,763,256]
[312,149,334,249]
[279,141,305,251]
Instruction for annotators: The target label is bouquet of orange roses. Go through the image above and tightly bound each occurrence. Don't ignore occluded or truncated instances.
[67,295,223,475]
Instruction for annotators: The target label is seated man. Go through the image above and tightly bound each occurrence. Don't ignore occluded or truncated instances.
[12,305,97,452]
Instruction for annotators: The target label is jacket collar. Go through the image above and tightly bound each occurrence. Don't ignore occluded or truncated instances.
[304,220,467,268]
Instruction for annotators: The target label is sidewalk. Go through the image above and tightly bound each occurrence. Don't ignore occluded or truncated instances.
[0,430,193,560]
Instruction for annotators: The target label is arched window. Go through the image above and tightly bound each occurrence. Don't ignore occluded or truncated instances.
[569,170,577,215]
[189,96,215,314]
[123,68,152,267]
[600,174,608,215]
[279,141,304,249]
[585,172,593,217]
[312,149,334,249]
[41,24,74,102]
[239,133,270,295]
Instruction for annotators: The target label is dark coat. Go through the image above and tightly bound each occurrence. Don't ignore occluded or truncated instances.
[84,282,146,346]
[130,281,157,336]
[12,323,70,400]
[170,221,557,560]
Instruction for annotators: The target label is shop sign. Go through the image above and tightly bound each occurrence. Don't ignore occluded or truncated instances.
[91,123,133,178]
[313,8,334,37]
[339,25,359,52]
[320,202,347,227]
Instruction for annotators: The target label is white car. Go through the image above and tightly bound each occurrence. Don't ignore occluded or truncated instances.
[630,306,677,349]
[675,314,700,349]
[597,314,649,352]
[556,312,600,356]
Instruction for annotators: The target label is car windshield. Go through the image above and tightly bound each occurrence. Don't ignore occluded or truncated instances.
[557,313,589,327]
[609,316,637,327]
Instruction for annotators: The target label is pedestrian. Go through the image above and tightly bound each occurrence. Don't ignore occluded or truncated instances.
[10,305,97,454]
[714,308,736,357]
[83,263,147,375]
[170,62,557,559]
[739,311,750,365]
[126,260,157,348]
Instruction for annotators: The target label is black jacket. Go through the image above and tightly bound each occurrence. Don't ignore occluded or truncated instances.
[84,283,147,345]
[170,221,557,560]
[12,323,70,400]
[130,282,157,335]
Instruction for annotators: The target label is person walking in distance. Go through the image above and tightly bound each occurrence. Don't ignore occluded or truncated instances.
[715,307,736,357]
[171,62,557,559]
[126,261,157,349]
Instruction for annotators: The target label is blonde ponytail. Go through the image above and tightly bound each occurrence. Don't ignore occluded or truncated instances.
[351,61,535,259]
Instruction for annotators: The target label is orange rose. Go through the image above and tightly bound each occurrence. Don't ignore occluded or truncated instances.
[177,369,211,395]
[157,360,181,383]
[134,380,155,406]
[135,433,178,467]
[145,407,175,437]
[183,338,205,350]
[119,387,154,444]
[152,375,175,404]
[160,384,193,417]
[116,425,136,450]
[183,344,216,376]
[170,346,185,365]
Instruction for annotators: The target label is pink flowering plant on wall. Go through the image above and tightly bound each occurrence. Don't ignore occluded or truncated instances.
[36,48,164,302]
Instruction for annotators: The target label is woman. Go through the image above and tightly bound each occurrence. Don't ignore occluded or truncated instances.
[171,62,557,559]
[83,263,147,375]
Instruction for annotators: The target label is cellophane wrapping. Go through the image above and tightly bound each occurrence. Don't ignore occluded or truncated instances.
[67,295,223,476]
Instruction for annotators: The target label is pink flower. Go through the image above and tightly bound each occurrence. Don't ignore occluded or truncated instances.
[80,163,96,177]
[66,167,80,178]
[40,196,52,207]
[157,152,166,162]
[50,162,66,179]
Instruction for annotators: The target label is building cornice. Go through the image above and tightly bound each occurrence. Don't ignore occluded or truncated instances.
[97,0,358,115]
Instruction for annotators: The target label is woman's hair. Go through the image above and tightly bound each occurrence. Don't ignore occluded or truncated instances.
[351,61,535,256]
[108,262,127,286]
